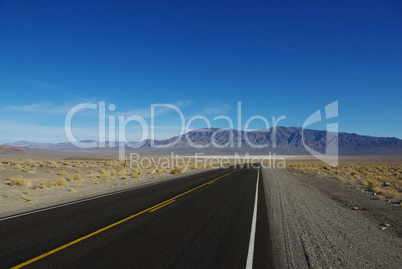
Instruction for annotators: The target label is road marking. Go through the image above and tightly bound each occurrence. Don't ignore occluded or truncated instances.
[149,200,176,212]
[245,166,259,269]
[11,168,240,269]
[145,198,175,212]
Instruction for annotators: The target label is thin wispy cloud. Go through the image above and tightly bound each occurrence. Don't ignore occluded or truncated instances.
[197,104,232,116]
[187,103,232,119]
[5,100,99,115]
[113,100,193,118]
[16,78,64,90]
[6,102,73,114]
[5,99,193,118]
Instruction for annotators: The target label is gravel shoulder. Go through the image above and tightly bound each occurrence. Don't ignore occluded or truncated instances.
[262,168,401,268]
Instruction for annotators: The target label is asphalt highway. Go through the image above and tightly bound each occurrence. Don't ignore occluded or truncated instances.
[0,165,273,269]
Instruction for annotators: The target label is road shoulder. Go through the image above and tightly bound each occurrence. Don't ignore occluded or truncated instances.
[262,168,401,268]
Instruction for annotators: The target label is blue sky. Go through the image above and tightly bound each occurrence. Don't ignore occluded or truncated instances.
[0,0,401,143]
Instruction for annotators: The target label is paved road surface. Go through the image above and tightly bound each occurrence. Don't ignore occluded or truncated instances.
[0,166,273,268]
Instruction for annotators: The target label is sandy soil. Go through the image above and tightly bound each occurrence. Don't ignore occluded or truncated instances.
[262,167,401,268]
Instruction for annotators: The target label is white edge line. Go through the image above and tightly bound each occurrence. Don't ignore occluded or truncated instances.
[246,166,259,269]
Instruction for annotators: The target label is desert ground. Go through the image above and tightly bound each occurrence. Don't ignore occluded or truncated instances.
[1,153,400,217]
[262,166,401,268]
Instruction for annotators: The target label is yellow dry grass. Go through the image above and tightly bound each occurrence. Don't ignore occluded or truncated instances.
[58,171,68,177]
[67,174,83,182]
[0,157,224,199]
[8,175,31,187]
[130,168,142,179]
[288,162,402,199]
[171,167,184,174]
[22,195,34,201]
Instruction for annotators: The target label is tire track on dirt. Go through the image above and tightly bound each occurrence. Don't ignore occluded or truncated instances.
[262,168,401,268]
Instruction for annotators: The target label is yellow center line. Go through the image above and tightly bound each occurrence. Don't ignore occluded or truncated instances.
[146,198,176,211]
[11,168,240,269]
[149,199,176,212]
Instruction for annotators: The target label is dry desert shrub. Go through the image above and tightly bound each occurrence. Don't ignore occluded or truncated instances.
[55,177,67,187]
[131,168,142,179]
[335,175,346,181]
[34,178,66,189]
[87,163,99,168]
[187,162,196,170]
[154,167,168,175]
[67,174,83,182]
[187,161,205,170]
[8,175,31,187]
[366,179,381,191]
[98,168,119,181]
[99,170,111,180]
[12,163,22,170]
[380,187,399,198]
[58,171,68,177]
[118,168,130,176]
[22,195,34,201]
[108,168,117,176]
[29,167,37,173]
[46,160,61,168]
[288,162,402,200]
[87,171,97,179]
[39,180,55,188]
[171,167,184,174]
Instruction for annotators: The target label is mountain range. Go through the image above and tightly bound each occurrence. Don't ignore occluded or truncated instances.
[4,127,401,155]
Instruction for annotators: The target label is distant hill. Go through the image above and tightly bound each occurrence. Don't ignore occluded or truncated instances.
[4,127,402,155]
[0,145,26,154]
[5,140,106,152]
